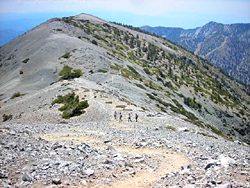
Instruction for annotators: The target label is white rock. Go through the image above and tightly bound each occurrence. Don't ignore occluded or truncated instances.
[178,127,189,132]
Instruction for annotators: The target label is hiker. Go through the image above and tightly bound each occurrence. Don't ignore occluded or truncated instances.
[114,111,117,119]
[135,113,138,122]
[128,113,132,122]
[119,113,122,122]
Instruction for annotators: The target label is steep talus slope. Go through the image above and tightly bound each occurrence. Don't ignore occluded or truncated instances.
[141,22,250,85]
[0,14,249,144]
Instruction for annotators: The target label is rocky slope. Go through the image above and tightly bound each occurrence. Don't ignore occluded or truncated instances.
[141,22,250,85]
[0,13,250,187]
[1,13,249,142]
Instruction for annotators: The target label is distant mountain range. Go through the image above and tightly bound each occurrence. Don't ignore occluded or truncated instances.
[141,22,250,85]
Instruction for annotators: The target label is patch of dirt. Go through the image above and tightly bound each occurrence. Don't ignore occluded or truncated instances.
[109,146,190,188]
[34,132,102,145]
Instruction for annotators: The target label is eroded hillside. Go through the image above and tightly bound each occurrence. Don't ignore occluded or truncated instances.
[0,14,249,143]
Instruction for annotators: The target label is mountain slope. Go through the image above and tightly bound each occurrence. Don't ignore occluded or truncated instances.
[141,22,250,85]
[0,14,249,144]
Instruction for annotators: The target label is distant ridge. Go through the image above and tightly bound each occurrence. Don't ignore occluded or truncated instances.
[141,22,250,85]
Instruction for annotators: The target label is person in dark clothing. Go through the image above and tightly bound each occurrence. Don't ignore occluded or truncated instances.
[128,113,132,122]
[135,113,138,122]
[114,111,117,120]
[119,113,122,122]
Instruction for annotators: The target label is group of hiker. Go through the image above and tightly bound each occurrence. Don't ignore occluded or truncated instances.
[114,111,138,122]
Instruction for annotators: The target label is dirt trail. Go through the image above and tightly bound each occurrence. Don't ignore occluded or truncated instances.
[32,98,190,188]
[109,146,189,188]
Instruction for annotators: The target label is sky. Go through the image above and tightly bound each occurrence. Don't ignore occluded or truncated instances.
[0,0,249,31]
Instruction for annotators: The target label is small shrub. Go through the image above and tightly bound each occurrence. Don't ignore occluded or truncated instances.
[106,101,112,104]
[166,126,175,131]
[56,29,62,31]
[20,70,23,74]
[22,58,29,63]
[51,92,89,119]
[135,83,146,90]
[127,65,139,75]
[91,40,98,45]
[98,69,107,73]
[146,93,156,100]
[3,114,12,122]
[59,65,83,80]
[62,52,71,59]
[152,92,157,96]
[11,92,25,99]
[206,124,225,137]
[116,105,126,108]
[198,132,217,139]
[184,97,202,109]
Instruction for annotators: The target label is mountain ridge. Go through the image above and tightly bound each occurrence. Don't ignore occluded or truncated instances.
[140,22,250,85]
[1,13,249,143]
[0,13,250,187]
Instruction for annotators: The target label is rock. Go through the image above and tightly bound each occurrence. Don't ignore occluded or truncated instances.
[107,145,116,151]
[52,178,61,185]
[135,154,143,159]
[22,174,32,182]
[81,180,88,186]
[104,159,113,165]
[104,140,111,144]
[205,160,218,170]
[0,170,8,178]
[134,158,144,163]
[178,127,188,132]
[82,169,94,177]
[240,171,248,175]
[181,164,191,170]
[218,155,236,168]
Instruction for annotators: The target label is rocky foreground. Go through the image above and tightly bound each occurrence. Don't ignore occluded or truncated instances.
[1,110,249,188]
[1,79,250,188]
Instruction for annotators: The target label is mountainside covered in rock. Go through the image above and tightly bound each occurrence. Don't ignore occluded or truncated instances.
[0,14,250,187]
[141,22,250,85]
[1,14,249,142]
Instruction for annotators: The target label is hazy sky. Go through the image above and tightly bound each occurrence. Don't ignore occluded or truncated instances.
[0,0,249,29]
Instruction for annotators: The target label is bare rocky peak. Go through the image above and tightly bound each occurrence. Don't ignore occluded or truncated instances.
[73,13,107,24]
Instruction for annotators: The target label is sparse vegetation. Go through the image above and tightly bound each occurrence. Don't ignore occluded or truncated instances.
[98,69,108,73]
[116,105,126,108]
[2,114,12,122]
[51,92,89,119]
[206,124,225,137]
[20,70,23,74]
[166,126,175,131]
[59,65,83,80]
[198,132,217,139]
[91,40,98,45]
[143,68,151,75]
[22,58,29,63]
[184,97,202,110]
[11,92,25,99]
[127,65,140,76]
[135,83,146,90]
[62,52,71,59]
